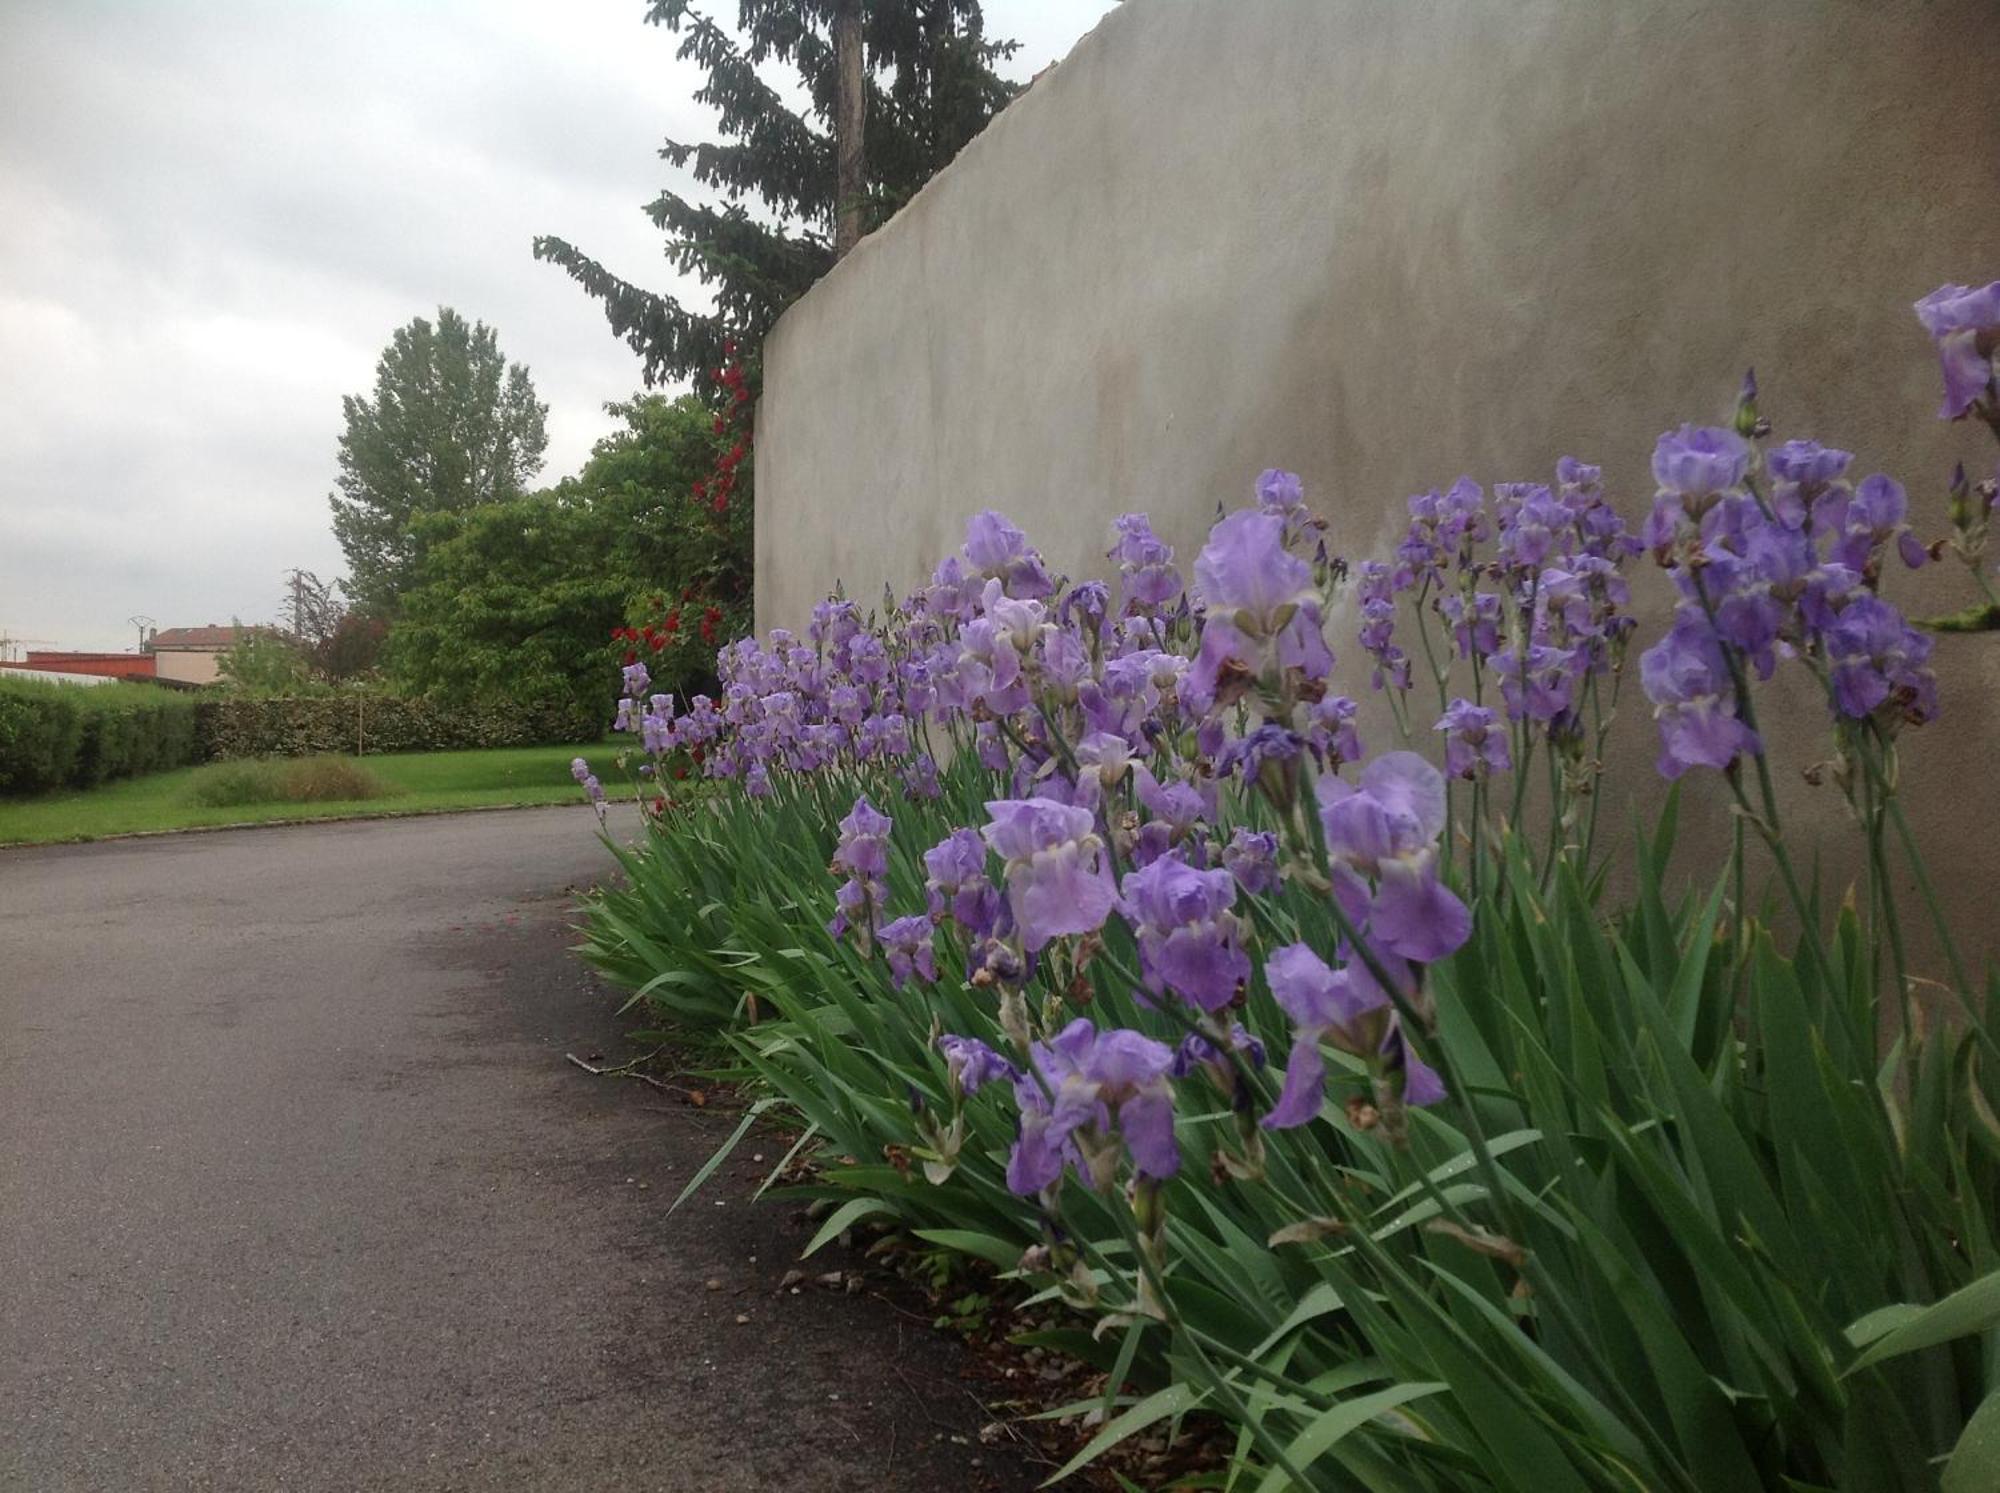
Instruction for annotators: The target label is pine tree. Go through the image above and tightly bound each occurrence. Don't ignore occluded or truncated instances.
[533,1,1018,397]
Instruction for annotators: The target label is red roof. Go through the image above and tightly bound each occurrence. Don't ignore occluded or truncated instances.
[149,624,262,650]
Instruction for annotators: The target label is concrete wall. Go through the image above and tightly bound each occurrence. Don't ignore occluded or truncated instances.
[154,650,223,685]
[756,0,2000,958]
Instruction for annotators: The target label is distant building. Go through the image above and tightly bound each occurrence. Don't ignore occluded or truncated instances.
[148,624,265,685]
[2,651,155,681]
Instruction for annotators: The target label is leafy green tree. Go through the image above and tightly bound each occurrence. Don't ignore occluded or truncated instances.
[386,395,731,711]
[217,627,310,692]
[534,2,1018,396]
[330,308,549,615]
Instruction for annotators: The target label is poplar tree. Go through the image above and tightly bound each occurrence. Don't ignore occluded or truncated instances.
[534,1,1018,397]
[329,308,548,616]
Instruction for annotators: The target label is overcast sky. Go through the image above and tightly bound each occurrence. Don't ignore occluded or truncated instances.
[0,0,1118,654]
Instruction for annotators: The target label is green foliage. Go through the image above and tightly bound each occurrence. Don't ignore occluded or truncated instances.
[534,2,1019,396]
[185,755,395,808]
[320,611,387,680]
[580,754,2000,1490]
[330,307,550,615]
[193,692,602,760]
[217,627,311,692]
[387,393,743,708]
[0,740,619,845]
[388,495,636,712]
[0,676,200,796]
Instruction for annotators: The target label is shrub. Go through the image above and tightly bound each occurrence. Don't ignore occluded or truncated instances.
[193,691,603,760]
[576,283,2000,1489]
[0,676,200,795]
[185,755,394,808]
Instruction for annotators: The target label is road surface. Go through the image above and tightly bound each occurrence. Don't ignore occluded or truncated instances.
[0,807,1030,1491]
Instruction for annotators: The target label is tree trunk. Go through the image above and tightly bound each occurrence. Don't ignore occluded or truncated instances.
[833,0,865,260]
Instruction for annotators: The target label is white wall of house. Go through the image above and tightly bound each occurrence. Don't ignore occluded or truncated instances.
[153,650,224,685]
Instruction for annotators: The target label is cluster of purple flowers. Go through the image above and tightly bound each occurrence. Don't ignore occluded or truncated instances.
[595,276,1989,1211]
[1637,422,1938,778]
[606,470,1477,1195]
[1376,460,1642,776]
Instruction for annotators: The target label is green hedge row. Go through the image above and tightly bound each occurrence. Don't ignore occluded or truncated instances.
[191,694,605,760]
[0,678,201,795]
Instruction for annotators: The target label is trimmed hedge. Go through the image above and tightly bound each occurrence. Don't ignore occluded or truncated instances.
[192,693,605,760]
[0,677,201,795]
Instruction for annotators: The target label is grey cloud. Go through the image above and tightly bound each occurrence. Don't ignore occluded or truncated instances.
[0,0,1111,651]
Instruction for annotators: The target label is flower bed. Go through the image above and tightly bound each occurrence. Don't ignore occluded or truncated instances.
[579,285,2000,1489]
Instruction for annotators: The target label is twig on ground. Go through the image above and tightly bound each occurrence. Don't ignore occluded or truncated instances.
[563,1050,716,1103]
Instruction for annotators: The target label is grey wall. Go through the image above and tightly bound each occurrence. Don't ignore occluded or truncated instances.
[756,0,2000,960]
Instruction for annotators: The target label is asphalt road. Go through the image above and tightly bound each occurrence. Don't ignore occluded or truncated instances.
[0,807,1031,1492]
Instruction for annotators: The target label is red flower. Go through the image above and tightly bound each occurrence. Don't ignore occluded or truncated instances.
[665,610,681,632]
[650,635,666,652]
[622,649,638,665]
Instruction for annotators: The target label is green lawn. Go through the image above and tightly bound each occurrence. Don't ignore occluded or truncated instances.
[0,741,626,846]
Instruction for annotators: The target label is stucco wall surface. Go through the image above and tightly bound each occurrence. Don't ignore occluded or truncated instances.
[756,0,2000,957]
[154,650,223,685]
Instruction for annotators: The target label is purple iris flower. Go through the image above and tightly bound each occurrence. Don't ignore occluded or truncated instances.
[1217,723,1305,793]
[1005,1020,1179,1193]
[1109,513,1184,609]
[1491,641,1580,724]
[827,795,892,940]
[981,798,1118,952]
[1497,484,1568,573]
[937,1033,1018,1095]
[1256,468,1306,516]
[1133,768,1211,866]
[1766,439,1853,498]
[974,720,1011,774]
[1172,1023,1267,1081]
[1316,752,1472,964]
[923,828,1003,938]
[1440,590,1502,660]
[833,796,892,878]
[1435,699,1511,779]
[879,914,939,989]
[1305,694,1364,769]
[901,753,941,800]
[1188,509,1334,706]
[1260,942,1445,1131]
[1914,281,2000,419]
[1222,828,1281,896]
[1060,580,1112,635]
[622,660,650,697]
[1119,853,1252,1012]
[1821,473,1928,576]
[1652,425,1752,497]
[963,510,1056,599]
[926,553,982,621]
[1637,614,1761,778]
[1355,561,1410,692]
[1824,594,1938,725]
